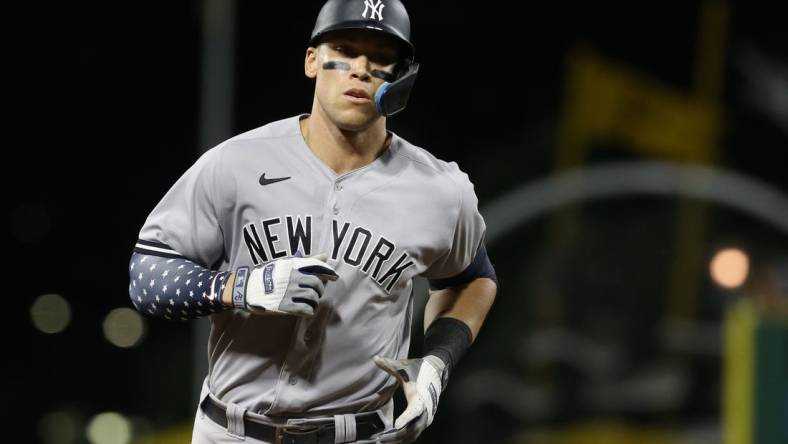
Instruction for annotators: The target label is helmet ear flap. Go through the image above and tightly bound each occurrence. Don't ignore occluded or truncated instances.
[394,61,407,80]
[375,62,419,117]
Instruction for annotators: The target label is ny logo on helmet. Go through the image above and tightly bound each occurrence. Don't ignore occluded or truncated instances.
[362,0,385,21]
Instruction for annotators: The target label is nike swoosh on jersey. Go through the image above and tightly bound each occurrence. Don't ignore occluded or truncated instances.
[259,173,292,186]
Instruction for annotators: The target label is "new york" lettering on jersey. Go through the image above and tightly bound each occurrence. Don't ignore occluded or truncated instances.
[242,215,415,293]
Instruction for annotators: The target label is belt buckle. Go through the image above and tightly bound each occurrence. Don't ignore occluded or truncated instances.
[275,425,321,444]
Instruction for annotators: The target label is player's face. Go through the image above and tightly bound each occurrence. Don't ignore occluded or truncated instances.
[305,30,400,131]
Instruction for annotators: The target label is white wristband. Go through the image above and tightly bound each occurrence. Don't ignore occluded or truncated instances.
[232,266,250,309]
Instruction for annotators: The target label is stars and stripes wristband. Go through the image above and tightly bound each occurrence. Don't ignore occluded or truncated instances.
[232,266,250,309]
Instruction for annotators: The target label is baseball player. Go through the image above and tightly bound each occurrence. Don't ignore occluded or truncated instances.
[128,1,497,442]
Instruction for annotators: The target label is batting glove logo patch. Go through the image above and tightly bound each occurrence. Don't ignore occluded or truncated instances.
[263,263,275,294]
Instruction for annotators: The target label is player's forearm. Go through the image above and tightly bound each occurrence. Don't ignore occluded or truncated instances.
[128,252,233,321]
[419,277,496,386]
[424,277,497,341]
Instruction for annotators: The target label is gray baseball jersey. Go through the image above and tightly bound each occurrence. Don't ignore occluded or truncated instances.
[139,114,486,416]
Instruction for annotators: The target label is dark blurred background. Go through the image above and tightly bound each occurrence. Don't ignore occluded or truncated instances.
[13,1,787,443]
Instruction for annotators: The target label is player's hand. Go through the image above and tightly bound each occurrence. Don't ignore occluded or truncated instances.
[244,253,338,316]
[359,355,445,443]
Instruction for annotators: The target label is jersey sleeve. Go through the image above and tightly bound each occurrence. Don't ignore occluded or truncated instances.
[423,170,487,280]
[137,147,227,268]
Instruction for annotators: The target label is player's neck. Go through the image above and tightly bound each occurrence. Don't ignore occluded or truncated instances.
[300,110,390,176]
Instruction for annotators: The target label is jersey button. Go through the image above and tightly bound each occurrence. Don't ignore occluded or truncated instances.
[335,184,343,191]
[333,206,340,215]
[289,375,298,385]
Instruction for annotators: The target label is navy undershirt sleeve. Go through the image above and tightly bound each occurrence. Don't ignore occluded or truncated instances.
[427,244,498,290]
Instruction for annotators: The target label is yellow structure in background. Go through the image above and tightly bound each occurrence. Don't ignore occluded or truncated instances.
[556,46,719,168]
[551,0,728,321]
[549,2,788,442]
[540,2,775,443]
[555,0,728,169]
[723,299,788,444]
[724,299,756,444]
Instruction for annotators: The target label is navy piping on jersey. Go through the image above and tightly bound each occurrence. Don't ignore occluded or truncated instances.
[133,239,188,261]
[129,240,231,321]
[427,244,498,290]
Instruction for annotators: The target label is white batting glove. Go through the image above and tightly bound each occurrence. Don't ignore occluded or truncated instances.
[231,254,338,316]
[360,355,445,443]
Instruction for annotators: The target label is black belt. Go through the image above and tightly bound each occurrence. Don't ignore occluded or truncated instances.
[200,395,386,444]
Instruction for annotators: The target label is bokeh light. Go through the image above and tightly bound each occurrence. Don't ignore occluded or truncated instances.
[86,412,132,444]
[30,294,71,334]
[102,308,146,348]
[710,247,750,289]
